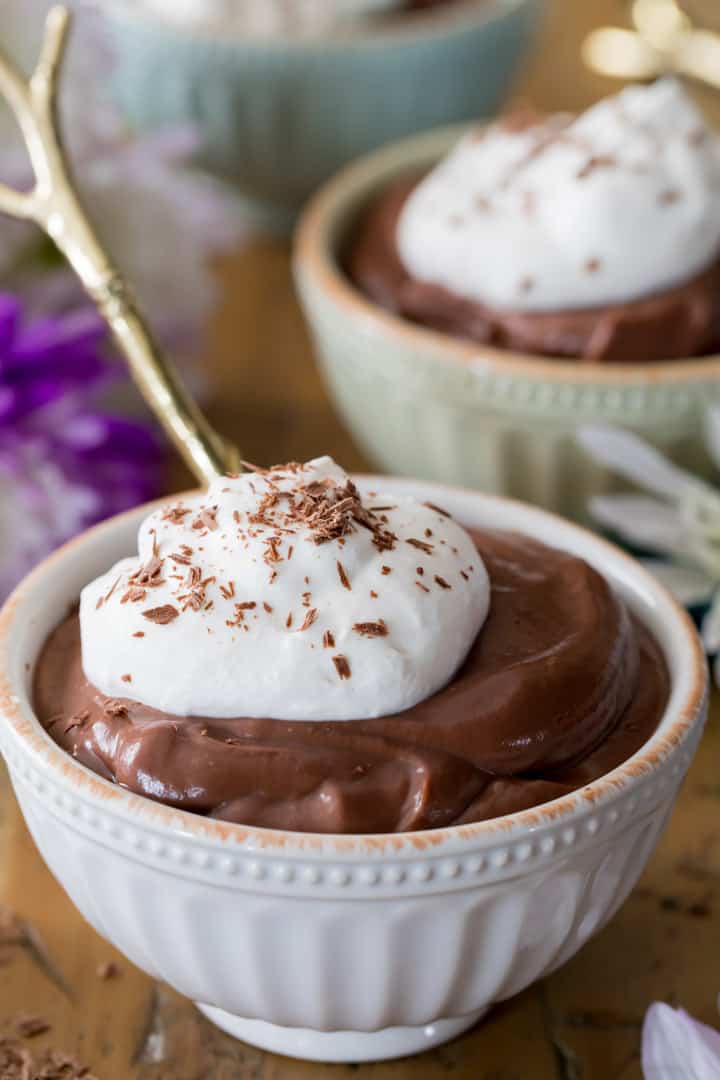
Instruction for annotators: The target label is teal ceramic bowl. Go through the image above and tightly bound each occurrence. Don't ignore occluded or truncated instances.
[105,0,540,227]
[293,126,720,522]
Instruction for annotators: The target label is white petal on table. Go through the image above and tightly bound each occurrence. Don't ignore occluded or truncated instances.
[639,559,715,609]
[589,494,687,556]
[578,427,710,502]
[642,1002,720,1078]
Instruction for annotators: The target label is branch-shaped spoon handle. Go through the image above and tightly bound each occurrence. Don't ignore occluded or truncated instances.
[0,6,238,485]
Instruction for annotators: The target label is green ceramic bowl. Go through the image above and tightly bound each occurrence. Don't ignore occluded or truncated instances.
[105,0,540,228]
[293,126,720,522]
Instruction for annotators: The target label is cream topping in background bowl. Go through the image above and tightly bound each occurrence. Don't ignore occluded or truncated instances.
[108,0,404,38]
[80,458,490,721]
[397,78,720,312]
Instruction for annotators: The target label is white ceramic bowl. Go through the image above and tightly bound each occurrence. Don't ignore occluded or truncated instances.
[0,479,707,1063]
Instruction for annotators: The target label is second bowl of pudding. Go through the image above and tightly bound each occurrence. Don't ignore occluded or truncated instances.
[294,79,720,521]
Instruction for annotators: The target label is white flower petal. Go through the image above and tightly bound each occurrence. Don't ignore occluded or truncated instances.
[701,589,720,653]
[579,427,706,501]
[640,559,715,608]
[589,494,686,555]
[704,406,720,475]
[712,652,720,690]
[642,1002,720,1078]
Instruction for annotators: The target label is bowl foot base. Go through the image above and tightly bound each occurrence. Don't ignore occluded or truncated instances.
[195,1004,487,1063]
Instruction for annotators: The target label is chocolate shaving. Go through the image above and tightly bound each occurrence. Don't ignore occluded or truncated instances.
[121,674,132,684]
[96,961,120,980]
[353,620,388,638]
[336,561,351,590]
[381,566,392,575]
[142,605,179,625]
[120,586,146,604]
[585,257,602,273]
[132,631,145,638]
[13,1015,50,1038]
[332,654,351,680]
[192,506,219,532]
[130,555,164,587]
[416,582,430,593]
[103,700,128,719]
[577,153,616,179]
[219,582,235,600]
[161,505,191,523]
[286,612,293,629]
[299,608,318,632]
[169,552,192,566]
[263,602,273,614]
[323,630,335,649]
[406,538,434,555]
[435,576,452,590]
[424,502,451,518]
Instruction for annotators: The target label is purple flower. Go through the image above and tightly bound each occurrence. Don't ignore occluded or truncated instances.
[642,1002,720,1078]
[0,292,164,599]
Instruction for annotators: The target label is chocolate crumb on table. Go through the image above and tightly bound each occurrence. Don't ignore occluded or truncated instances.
[13,1015,50,1038]
[96,961,120,981]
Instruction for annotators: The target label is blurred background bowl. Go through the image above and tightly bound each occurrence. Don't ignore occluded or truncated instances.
[294,125,720,522]
[104,0,541,229]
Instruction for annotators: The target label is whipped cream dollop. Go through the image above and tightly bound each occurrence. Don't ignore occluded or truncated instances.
[118,0,401,37]
[80,458,489,721]
[397,79,720,312]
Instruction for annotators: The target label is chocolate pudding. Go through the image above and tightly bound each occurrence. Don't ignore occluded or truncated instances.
[349,177,720,363]
[35,523,668,835]
[347,79,720,364]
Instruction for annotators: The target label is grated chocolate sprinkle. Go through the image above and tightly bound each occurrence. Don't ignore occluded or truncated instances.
[103,700,129,719]
[162,505,191,523]
[193,506,219,532]
[353,620,388,638]
[323,630,335,649]
[299,608,318,632]
[406,538,433,555]
[424,502,451,519]
[577,153,616,180]
[332,654,351,680]
[142,604,179,625]
[435,575,451,590]
[336,561,351,590]
[120,586,146,604]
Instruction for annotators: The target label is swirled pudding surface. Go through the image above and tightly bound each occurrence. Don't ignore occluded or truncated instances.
[35,529,668,834]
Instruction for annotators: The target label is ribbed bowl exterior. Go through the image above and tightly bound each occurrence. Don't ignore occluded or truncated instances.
[5,749,690,1030]
[106,1,540,220]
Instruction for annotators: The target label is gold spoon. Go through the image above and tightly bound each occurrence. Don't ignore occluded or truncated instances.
[583,0,720,91]
[0,5,239,486]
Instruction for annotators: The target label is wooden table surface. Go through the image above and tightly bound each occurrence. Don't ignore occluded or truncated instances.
[2,2,720,1076]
